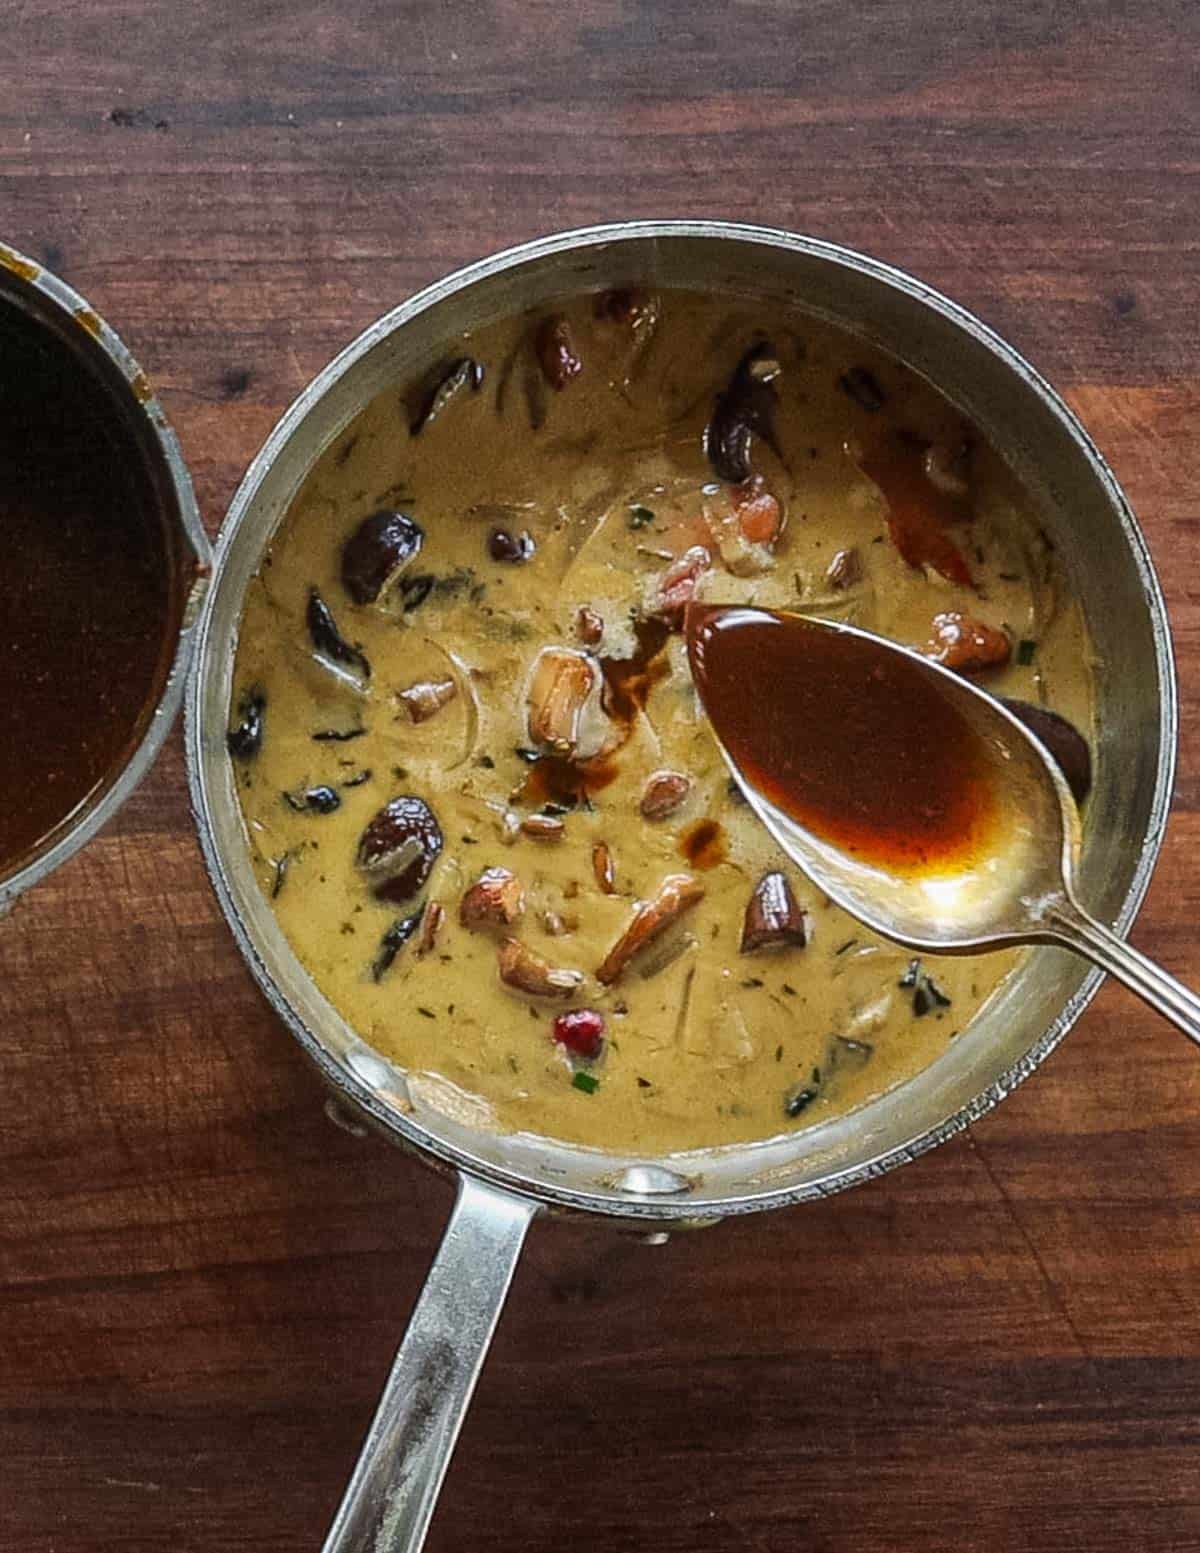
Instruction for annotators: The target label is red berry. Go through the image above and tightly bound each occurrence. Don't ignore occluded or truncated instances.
[552,1008,606,1061]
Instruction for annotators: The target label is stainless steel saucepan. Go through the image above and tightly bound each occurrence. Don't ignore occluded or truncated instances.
[185,222,1177,1553]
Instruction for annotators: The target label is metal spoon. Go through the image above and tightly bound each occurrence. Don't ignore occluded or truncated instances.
[689,608,1200,1047]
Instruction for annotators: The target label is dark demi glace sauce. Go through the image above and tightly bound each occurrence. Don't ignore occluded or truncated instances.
[687,604,1000,874]
[0,302,175,873]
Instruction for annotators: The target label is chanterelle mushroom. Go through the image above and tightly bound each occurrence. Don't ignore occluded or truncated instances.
[497,937,584,999]
[596,873,705,985]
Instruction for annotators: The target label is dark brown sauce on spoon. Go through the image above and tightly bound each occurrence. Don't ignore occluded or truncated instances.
[0,302,177,872]
[686,604,1002,875]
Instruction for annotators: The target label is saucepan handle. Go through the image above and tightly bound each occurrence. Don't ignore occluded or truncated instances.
[321,1174,538,1553]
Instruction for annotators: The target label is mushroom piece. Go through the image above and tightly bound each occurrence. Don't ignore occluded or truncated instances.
[826,546,862,590]
[397,676,458,723]
[520,814,566,842]
[574,606,604,646]
[596,873,706,985]
[460,866,526,929]
[924,611,1011,674]
[592,840,616,894]
[341,510,425,604]
[535,317,582,390]
[740,871,810,953]
[640,770,692,821]
[497,937,584,999]
[356,796,444,903]
[307,588,371,680]
[406,357,485,436]
[525,646,614,760]
[704,342,782,483]
[1000,698,1092,805]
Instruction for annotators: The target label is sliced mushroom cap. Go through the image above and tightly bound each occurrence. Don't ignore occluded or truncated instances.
[596,873,706,985]
[1000,698,1092,804]
[341,510,425,605]
[640,770,692,821]
[497,937,584,999]
[740,871,810,953]
[357,796,444,903]
[460,866,526,929]
[397,676,458,723]
[826,547,862,590]
[525,646,614,760]
[924,611,1011,674]
[704,342,782,483]
[535,317,582,390]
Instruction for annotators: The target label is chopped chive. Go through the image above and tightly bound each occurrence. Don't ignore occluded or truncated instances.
[1017,638,1037,665]
[572,1071,600,1094]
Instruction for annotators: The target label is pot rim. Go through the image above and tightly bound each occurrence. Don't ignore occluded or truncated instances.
[0,241,211,906]
[186,220,1178,1221]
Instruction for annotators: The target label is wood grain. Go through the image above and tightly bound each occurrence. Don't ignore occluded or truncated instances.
[3,2,1200,1549]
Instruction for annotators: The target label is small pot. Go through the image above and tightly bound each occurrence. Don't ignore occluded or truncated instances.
[185,223,1176,1553]
[0,243,210,907]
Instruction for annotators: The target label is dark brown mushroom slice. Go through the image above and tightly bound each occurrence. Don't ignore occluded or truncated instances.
[341,510,426,605]
[357,795,444,903]
[596,873,705,985]
[406,356,485,436]
[1000,698,1092,805]
[487,527,536,563]
[227,687,265,761]
[838,366,887,412]
[307,588,372,679]
[283,784,342,815]
[826,547,862,590]
[535,317,582,390]
[371,907,426,981]
[704,341,782,483]
[497,936,584,998]
[740,871,809,953]
[460,866,526,929]
[640,770,692,821]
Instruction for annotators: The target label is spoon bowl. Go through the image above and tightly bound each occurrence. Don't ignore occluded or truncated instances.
[687,605,1200,1045]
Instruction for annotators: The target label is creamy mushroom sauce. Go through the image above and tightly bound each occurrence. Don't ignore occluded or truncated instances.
[229,289,1092,1154]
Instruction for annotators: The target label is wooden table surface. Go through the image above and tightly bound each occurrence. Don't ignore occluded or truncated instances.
[3,3,1200,1548]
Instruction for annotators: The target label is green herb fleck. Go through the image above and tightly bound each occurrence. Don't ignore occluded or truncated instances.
[417,1006,437,1020]
[572,1071,600,1095]
[741,977,764,989]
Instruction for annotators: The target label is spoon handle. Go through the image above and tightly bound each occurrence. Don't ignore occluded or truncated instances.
[1047,899,1200,1049]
